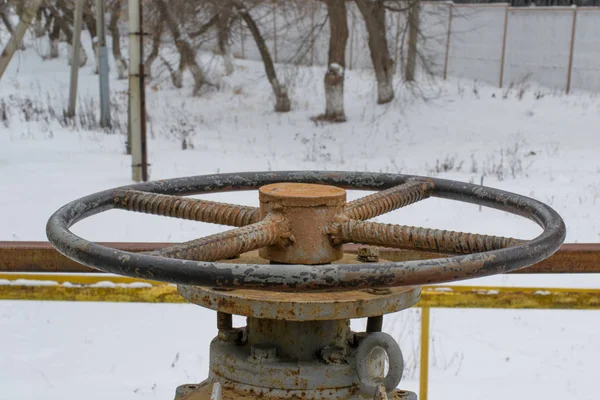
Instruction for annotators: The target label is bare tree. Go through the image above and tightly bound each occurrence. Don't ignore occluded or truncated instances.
[156,0,207,95]
[46,0,88,67]
[355,0,394,104]
[0,1,14,35]
[318,0,348,122]
[108,0,127,79]
[48,16,61,58]
[0,0,44,82]
[233,0,290,112]
[144,19,164,74]
[81,1,99,73]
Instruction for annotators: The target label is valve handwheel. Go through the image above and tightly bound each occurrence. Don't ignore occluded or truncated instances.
[46,171,566,400]
[47,171,566,290]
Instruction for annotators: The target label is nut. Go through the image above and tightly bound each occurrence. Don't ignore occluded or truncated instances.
[218,327,245,344]
[320,345,347,364]
[357,247,380,262]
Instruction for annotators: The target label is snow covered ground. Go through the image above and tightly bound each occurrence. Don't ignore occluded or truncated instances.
[1,34,599,400]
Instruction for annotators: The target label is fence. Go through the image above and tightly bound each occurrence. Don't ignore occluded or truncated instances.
[210,1,600,94]
[2,273,599,400]
[1,242,600,399]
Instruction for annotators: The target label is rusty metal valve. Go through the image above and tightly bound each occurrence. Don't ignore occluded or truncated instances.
[45,171,566,400]
[47,171,565,290]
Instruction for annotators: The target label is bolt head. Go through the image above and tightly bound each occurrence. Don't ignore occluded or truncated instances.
[249,344,277,362]
[320,345,347,364]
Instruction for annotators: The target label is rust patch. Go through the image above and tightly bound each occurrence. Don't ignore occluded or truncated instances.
[258,183,346,265]
[114,189,260,227]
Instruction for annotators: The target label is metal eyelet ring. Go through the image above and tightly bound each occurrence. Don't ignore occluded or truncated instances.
[355,332,404,397]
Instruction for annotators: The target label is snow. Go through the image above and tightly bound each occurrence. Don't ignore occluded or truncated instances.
[1,31,599,400]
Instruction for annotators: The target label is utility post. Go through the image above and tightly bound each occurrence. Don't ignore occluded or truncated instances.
[128,0,148,182]
[96,0,111,127]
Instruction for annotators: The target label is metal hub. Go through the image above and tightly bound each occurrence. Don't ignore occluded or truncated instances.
[45,171,566,400]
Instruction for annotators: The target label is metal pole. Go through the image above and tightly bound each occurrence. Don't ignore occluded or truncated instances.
[498,5,509,88]
[310,0,315,66]
[67,0,84,118]
[129,0,143,182]
[565,7,577,95]
[442,3,453,80]
[272,0,277,63]
[96,0,111,127]
[139,0,148,182]
[419,307,430,400]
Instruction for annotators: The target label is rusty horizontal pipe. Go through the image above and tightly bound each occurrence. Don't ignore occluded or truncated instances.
[0,241,599,274]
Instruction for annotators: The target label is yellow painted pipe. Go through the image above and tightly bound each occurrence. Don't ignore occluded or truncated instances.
[1,279,600,310]
[419,307,430,400]
[0,272,160,285]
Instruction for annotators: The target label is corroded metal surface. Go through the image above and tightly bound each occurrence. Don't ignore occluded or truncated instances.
[114,189,260,227]
[174,380,416,400]
[355,332,403,396]
[246,318,349,361]
[150,217,288,262]
[2,242,596,274]
[208,313,405,399]
[178,284,421,321]
[344,179,434,221]
[258,183,346,265]
[177,252,421,320]
[45,171,566,289]
[339,220,519,254]
[178,251,420,320]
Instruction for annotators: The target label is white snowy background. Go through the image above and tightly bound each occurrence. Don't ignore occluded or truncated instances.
[0,25,599,400]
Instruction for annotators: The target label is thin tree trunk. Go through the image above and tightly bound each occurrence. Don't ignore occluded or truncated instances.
[33,7,45,37]
[145,21,163,74]
[0,10,13,35]
[82,5,99,74]
[48,2,89,67]
[48,18,61,58]
[356,0,394,104]
[156,0,205,95]
[322,0,348,122]
[217,3,234,75]
[0,0,45,82]
[1,4,26,50]
[233,0,290,112]
[108,0,127,79]
[189,14,218,38]
[405,0,420,82]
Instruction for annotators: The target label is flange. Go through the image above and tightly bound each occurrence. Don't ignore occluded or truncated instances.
[178,251,421,321]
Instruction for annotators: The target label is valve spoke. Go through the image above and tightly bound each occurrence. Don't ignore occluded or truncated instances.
[114,189,260,227]
[337,219,521,254]
[344,179,434,221]
[150,216,288,261]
